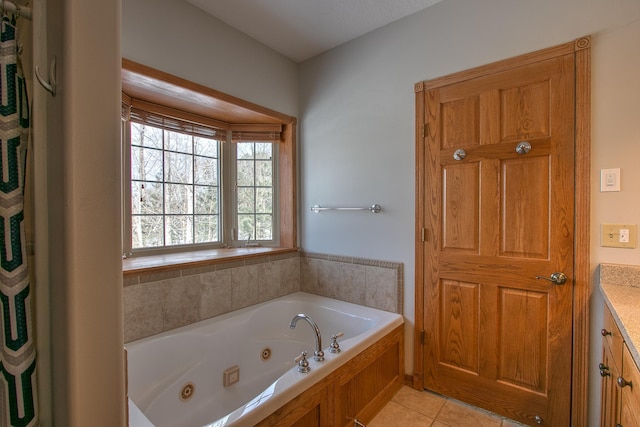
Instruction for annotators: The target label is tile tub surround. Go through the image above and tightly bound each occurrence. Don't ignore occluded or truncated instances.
[300,252,403,314]
[123,252,300,342]
[599,263,640,368]
[123,251,403,343]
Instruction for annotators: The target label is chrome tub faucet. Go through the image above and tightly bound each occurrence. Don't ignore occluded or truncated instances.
[289,314,324,362]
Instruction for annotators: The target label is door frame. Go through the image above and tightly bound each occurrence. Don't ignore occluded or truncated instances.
[413,37,591,426]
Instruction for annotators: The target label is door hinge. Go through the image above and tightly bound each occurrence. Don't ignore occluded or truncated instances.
[421,228,428,242]
[421,123,429,139]
[420,329,425,345]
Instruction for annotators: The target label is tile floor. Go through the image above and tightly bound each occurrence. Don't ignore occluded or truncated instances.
[369,386,526,427]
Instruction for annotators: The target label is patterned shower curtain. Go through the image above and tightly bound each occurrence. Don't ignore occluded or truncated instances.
[0,15,38,427]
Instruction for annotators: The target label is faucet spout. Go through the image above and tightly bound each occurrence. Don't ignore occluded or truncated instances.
[290,314,324,362]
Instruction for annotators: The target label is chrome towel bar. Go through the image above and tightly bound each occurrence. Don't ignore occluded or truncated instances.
[311,204,381,214]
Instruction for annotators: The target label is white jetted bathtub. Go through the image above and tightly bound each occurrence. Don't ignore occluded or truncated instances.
[126,292,403,427]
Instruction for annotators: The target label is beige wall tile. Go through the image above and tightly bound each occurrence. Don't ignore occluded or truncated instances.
[161,275,201,331]
[199,269,232,319]
[231,264,260,310]
[123,252,403,342]
[335,263,366,304]
[123,282,164,342]
[257,261,283,301]
[365,265,399,312]
[281,257,301,294]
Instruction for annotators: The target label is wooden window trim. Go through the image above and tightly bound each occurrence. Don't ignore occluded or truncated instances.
[122,59,298,266]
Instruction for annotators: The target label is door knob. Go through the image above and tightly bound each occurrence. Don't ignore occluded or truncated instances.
[516,141,532,154]
[535,272,567,285]
[453,149,467,161]
[617,376,632,388]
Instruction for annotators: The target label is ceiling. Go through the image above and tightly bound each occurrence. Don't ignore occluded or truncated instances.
[185,0,443,63]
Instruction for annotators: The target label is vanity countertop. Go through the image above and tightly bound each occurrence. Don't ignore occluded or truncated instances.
[599,263,640,369]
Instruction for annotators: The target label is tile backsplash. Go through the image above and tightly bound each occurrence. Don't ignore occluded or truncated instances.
[123,251,403,343]
[300,252,403,314]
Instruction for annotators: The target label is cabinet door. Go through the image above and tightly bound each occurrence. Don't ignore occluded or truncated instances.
[600,344,621,427]
[619,345,640,427]
[603,306,624,372]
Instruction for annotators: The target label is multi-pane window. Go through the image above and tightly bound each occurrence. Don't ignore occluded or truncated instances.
[236,142,274,242]
[122,60,296,256]
[130,122,221,250]
[124,118,281,255]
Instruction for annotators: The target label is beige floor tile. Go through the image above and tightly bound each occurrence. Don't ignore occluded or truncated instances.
[391,386,446,419]
[369,400,435,427]
[435,399,502,427]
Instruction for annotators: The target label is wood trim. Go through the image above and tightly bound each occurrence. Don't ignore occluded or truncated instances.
[413,37,591,425]
[423,40,577,90]
[279,121,298,247]
[122,58,295,124]
[572,35,591,427]
[413,81,426,390]
[122,247,299,276]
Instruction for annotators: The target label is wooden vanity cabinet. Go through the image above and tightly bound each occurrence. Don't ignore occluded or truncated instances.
[619,345,640,427]
[600,305,640,427]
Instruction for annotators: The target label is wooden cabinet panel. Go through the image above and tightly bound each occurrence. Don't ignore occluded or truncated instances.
[619,345,640,427]
[257,324,403,427]
[600,304,640,427]
[603,304,624,373]
[256,380,329,427]
[600,342,620,427]
[340,341,401,426]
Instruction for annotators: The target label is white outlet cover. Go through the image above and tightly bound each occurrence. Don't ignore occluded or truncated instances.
[620,228,630,243]
[600,168,621,192]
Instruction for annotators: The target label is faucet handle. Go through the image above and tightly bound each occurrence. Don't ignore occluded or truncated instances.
[329,332,344,353]
[294,351,310,373]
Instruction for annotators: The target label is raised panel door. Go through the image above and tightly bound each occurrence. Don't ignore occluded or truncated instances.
[422,55,575,426]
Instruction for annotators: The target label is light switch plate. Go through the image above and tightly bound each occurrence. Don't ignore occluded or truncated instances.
[601,224,637,248]
[600,168,621,192]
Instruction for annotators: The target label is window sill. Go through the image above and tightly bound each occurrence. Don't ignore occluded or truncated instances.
[122,246,299,276]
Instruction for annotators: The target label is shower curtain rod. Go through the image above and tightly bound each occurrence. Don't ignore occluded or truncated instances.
[0,0,31,20]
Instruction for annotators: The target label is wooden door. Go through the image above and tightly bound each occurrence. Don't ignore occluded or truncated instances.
[420,53,575,426]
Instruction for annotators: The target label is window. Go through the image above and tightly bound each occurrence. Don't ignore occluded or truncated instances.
[235,141,276,242]
[122,59,297,257]
[129,122,222,249]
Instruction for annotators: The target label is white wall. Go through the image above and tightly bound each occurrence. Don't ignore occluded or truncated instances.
[36,0,125,425]
[119,0,640,423]
[299,0,640,424]
[122,0,298,117]
[589,18,640,424]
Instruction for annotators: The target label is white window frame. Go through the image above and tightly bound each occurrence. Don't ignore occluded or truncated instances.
[225,138,280,248]
[123,120,279,257]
